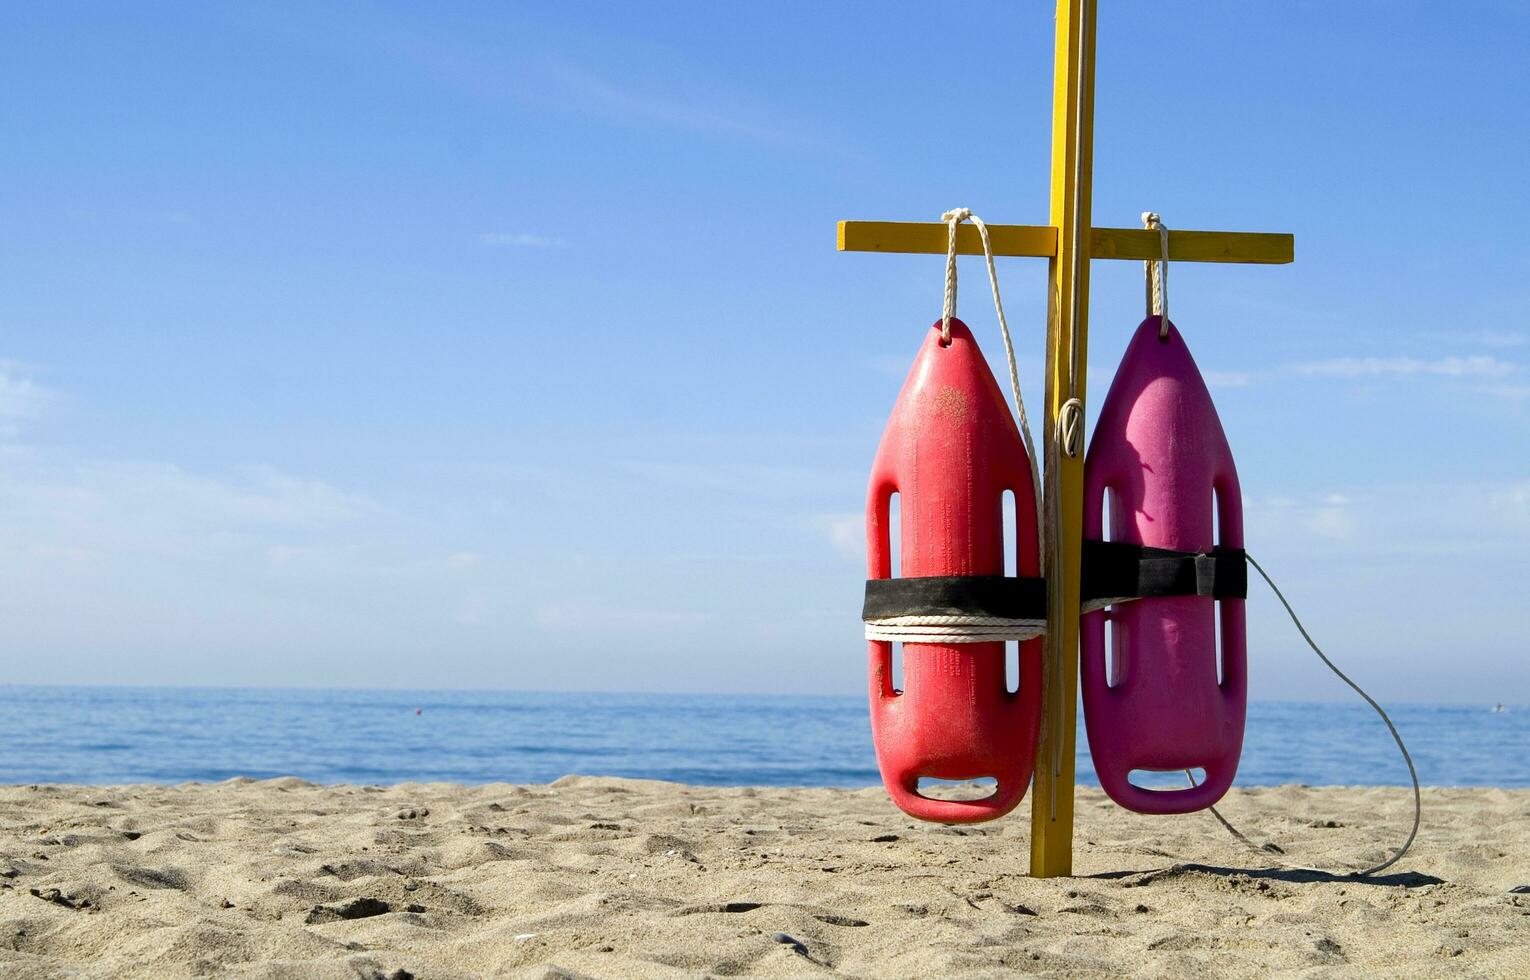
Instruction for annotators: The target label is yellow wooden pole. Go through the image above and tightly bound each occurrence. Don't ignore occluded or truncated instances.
[833,2,1289,879]
[837,221,1293,265]
[1030,0,1096,879]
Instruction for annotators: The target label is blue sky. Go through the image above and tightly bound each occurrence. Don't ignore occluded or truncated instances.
[1,2,1526,702]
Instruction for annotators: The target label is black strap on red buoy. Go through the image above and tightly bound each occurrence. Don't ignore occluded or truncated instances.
[863,575,1048,622]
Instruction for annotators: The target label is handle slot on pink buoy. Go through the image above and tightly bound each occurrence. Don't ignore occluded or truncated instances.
[1080,316,1248,815]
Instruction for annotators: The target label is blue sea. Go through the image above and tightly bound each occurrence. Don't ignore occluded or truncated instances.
[0,686,1524,788]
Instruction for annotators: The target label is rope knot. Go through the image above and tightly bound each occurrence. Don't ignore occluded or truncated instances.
[941,207,972,224]
[1142,211,1170,338]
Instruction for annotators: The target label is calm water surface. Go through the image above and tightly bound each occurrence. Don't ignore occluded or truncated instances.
[0,686,1524,787]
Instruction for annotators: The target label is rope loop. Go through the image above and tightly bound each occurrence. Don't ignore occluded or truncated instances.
[1059,397,1085,458]
[1141,211,1171,339]
[940,208,973,344]
[936,206,1043,583]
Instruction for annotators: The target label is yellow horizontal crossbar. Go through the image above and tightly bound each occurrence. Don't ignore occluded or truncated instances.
[837,220,1293,264]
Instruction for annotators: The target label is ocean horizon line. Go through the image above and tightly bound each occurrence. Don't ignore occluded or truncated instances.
[1,681,1520,710]
[1,686,1523,789]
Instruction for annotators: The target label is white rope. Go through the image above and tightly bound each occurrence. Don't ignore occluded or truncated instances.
[1080,552,1421,874]
[938,208,1042,533]
[864,617,1047,644]
[940,213,963,345]
[1187,552,1422,877]
[1142,211,1170,338]
[880,207,1044,648]
[1058,397,1084,458]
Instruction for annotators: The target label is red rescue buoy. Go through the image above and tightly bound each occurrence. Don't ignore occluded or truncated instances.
[864,318,1044,823]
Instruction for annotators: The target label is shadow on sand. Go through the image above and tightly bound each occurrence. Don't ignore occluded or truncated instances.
[1088,863,1442,889]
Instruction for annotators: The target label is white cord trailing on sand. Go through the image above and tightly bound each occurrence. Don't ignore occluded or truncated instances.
[1191,553,1422,877]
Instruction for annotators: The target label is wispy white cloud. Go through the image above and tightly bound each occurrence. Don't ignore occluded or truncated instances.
[0,362,52,426]
[1231,479,1530,702]
[382,31,817,150]
[1247,481,1530,557]
[1247,492,1357,543]
[478,231,565,248]
[453,592,492,626]
[1488,480,1530,531]
[1468,329,1527,349]
[0,457,387,566]
[1294,355,1516,379]
[538,59,796,147]
[813,512,863,561]
[621,460,858,501]
[1198,354,1524,390]
[264,544,315,566]
[533,600,710,631]
[1201,369,1258,389]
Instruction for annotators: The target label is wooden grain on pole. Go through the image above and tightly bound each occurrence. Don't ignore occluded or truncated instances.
[838,221,1292,265]
[1090,227,1293,263]
[837,221,1058,258]
[1031,0,1096,880]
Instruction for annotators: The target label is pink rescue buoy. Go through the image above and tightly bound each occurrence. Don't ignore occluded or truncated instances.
[1080,316,1247,814]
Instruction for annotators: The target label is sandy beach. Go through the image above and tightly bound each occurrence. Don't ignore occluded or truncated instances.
[1,777,1526,978]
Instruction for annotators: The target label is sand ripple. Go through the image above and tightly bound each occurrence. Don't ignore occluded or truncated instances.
[1,779,1526,977]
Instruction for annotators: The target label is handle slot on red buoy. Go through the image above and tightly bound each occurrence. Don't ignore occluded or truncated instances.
[916,776,1000,802]
[863,209,1046,824]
